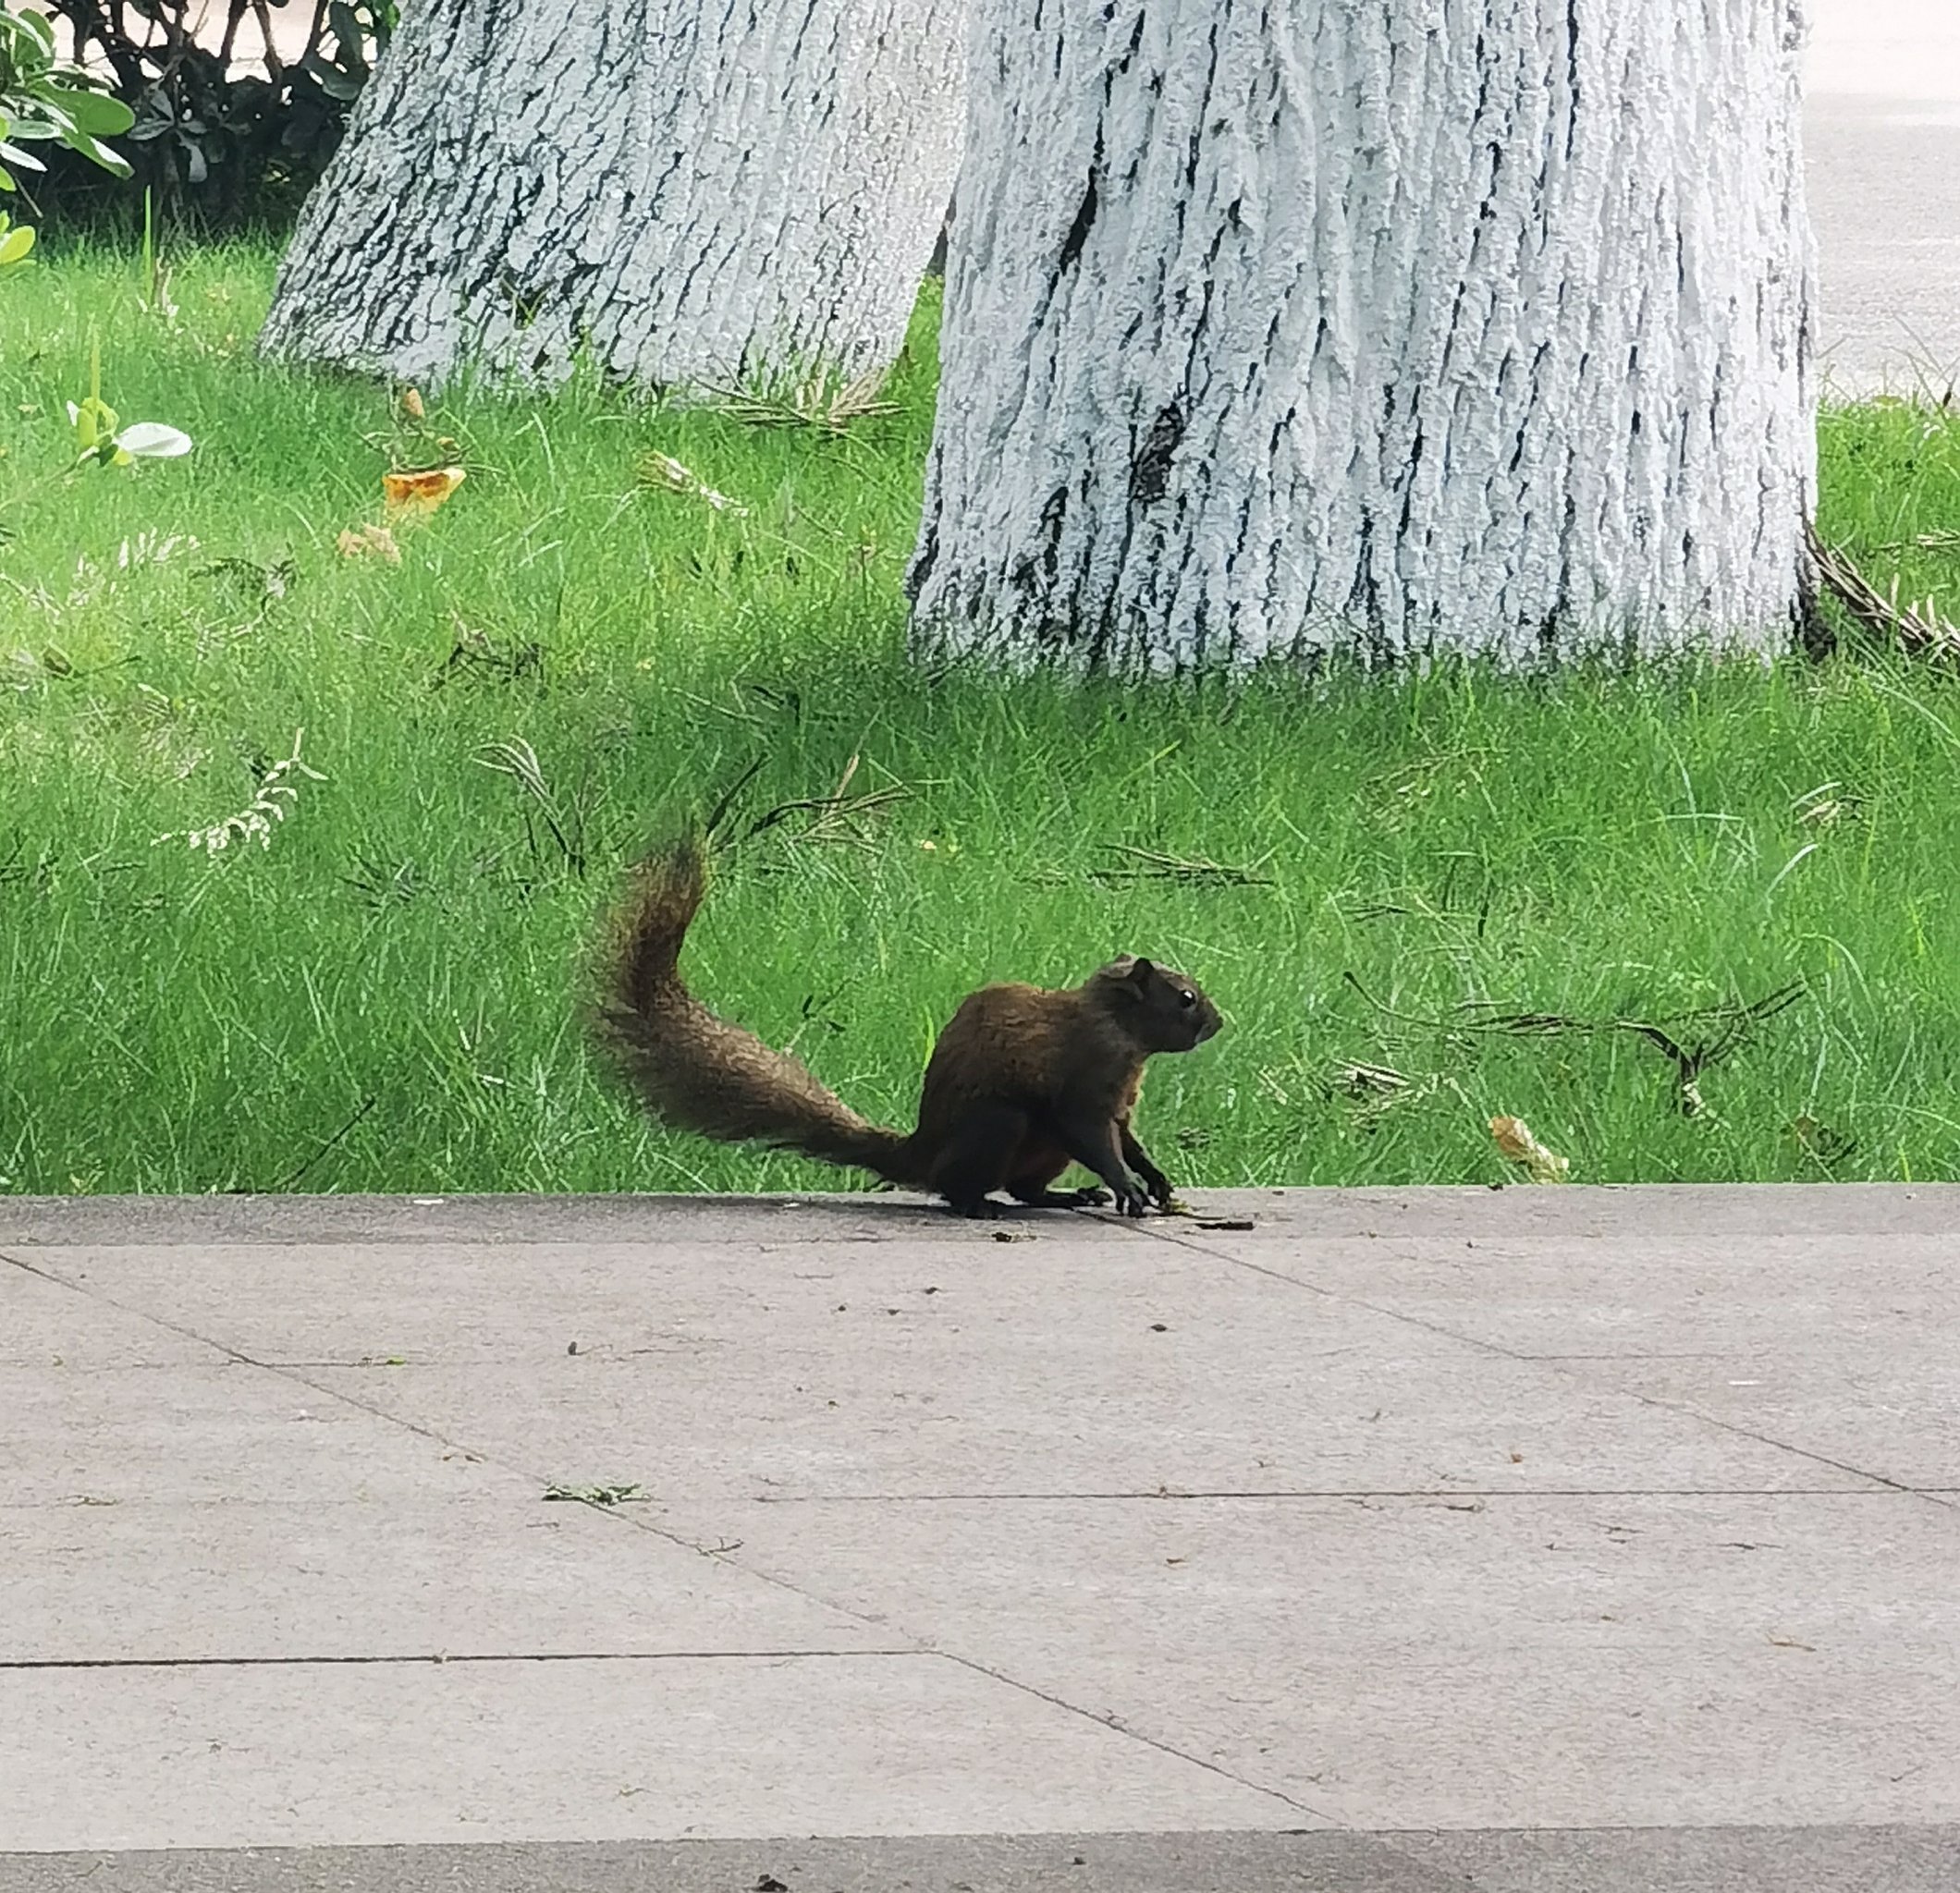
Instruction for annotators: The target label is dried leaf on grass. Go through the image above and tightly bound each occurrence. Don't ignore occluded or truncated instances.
[337,523,401,564]
[638,452,746,514]
[707,365,899,434]
[383,465,466,517]
[1489,1115,1571,1183]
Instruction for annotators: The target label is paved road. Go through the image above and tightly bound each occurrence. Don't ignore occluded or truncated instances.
[1805,0,1960,391]
[1807,96,1960,395]
[4,1186,1957,1887]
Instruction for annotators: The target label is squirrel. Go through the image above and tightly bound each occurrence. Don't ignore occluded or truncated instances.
[592,839,1222,1218]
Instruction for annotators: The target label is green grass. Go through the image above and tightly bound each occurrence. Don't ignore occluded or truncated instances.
[4,239,1959,1195]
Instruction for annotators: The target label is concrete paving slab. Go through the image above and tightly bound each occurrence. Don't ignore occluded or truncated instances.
[0,1833,1465,1893]
[18,1233,1288,1367]
[0,1360,513,1508]
[0,1191,958,1247]
[1594,1350,1960,1493]
[5,1184,1956,1869]
[1396,1823,1960,1893]
[1,1496,888,1664]
[678,1492,1960,1829]
[7,1829,1960,1893]
[18,1215,1870,1500]
[297,1342,1870,1503]
[1806,0,1960,390]
[0,1259,227,1368]
[1130,1184,1960,1245]
[5,1183,1958,1248]
[1199,1229,1958,1365]
[0,1653,1305,1851]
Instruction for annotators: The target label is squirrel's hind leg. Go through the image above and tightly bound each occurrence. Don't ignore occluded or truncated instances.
[1010,1187,1111,1209]
[1004,1131,1107,1210]
[930,1103,1029,1217]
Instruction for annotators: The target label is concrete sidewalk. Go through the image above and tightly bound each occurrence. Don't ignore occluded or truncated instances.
[4,1186,1958,1889]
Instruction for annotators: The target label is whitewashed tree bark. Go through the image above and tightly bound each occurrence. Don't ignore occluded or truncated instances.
[911,0,1819,670]
[260,1,964,392]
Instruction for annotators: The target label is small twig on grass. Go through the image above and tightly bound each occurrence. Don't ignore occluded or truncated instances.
[703,756,767,844]
[1089,846,1275,888]
[1341,973,1806,1117]
[637,452,746,513]
[1874,531,1960,556]
[1315,1056,1475,1131]
[742,755,911,849]
[1807,520,1960,663]
[432,625,544,689]
[276,1094,379,1191]
[0,836,55,887]
[1027,847,1274,891]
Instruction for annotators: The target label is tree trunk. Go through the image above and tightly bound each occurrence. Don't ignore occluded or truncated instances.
[259,0,963,393]
[910,1,1818,671]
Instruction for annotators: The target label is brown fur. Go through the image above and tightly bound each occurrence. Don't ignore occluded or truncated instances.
[592,840,1222,1215]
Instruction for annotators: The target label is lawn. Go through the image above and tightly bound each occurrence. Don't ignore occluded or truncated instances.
[3,241,1958,1195]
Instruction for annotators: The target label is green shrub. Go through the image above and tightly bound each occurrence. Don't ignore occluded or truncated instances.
[25,1,394,230]
[0,4,135,272]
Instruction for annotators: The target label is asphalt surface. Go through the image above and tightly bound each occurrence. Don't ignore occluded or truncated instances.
[5,1185,1958,1888]
[1804,0,1960,388]
[1807,92,1960,394]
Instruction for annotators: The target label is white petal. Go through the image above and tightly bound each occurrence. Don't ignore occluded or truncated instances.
[114,423,194,458]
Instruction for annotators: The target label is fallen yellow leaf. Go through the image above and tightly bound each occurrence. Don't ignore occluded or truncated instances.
[383,466,466,516]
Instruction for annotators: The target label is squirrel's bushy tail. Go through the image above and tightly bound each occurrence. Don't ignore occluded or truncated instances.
[593,839,924,1186]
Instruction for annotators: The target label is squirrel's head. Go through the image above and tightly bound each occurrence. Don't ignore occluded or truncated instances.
[1092,955,1223,1053]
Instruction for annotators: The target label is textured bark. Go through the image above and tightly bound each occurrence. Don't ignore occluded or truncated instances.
[911,0,1819,671]
[260,0,963,392]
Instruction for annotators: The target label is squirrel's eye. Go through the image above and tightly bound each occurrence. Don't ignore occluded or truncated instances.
[1179,989,1196,1008]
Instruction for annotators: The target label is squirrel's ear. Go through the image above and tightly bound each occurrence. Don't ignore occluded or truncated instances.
[1128,957,1156,985]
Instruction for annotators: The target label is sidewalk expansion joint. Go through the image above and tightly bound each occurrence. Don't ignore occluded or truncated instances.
[937,1649,1331,1825]
[1134,1223,1959,1510]
[0,1649,921,1670]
